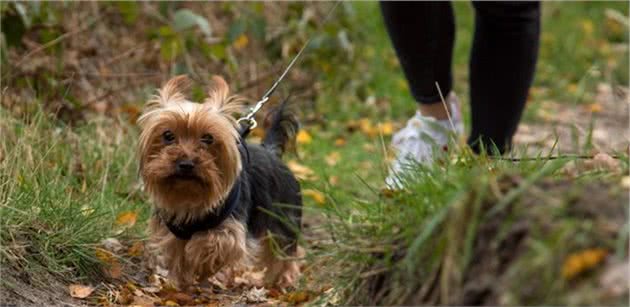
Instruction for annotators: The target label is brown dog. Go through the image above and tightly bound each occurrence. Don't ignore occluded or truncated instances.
[137,75,302,289]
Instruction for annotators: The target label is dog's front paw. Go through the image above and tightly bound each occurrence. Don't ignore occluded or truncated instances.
[279,260,301,288]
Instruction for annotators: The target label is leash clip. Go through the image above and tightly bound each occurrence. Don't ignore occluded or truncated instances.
[237,96,270,130]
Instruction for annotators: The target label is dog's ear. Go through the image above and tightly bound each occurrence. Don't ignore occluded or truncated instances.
[203,75,245,116]
[147,75,191,109]
[137,75,191,130]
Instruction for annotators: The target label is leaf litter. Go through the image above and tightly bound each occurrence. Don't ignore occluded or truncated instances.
[82,238,328,306]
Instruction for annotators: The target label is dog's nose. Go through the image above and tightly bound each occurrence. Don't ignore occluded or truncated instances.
[176,159,195,173]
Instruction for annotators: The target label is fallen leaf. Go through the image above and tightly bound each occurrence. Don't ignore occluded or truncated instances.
[119,104,141,123]
[69,284,94,299]
[116,211,138,228]
[95,247,122,278]
[334,137,347,147]
[296,130,312,145]
[101,238,123,253]
[267,287,282,299]
[95,247,115,263]
[163,300,179,307]
[233,34,249,50]
[380,188,399,198]
[162,292,193,306]
[621,176,630,189]
[359,118,378,138]
[128,241,144,257]
[244,287,268,303]
[117,287,134,305]
[562,248,608,280]
[378,121,394,136]
[588,103,603,113]
[281,290,311,304]
[328,176,339,186]
[303,189,325,205]
[325,151,341,166]
[108,261,123,279]
[287,160,316,181]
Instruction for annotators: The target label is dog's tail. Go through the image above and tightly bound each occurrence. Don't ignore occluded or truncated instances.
[262,99,299,158]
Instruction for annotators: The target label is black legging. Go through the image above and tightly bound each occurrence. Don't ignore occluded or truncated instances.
[380,1,540,153]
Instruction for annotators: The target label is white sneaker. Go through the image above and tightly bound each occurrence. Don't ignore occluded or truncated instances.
[385,93,464,188]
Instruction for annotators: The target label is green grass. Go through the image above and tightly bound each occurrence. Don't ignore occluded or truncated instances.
[0,107,147,290]
[307,143,628,305]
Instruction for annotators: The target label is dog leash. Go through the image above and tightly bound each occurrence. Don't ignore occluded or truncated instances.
[237,1,341,138]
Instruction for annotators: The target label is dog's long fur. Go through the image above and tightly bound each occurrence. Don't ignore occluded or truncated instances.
[138,75,302,288]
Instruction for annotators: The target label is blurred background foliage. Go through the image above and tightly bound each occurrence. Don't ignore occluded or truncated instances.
[1,1,628,125]
[0,1,359,125]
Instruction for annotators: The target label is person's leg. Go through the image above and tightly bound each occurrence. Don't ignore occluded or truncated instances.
[468,1,541,153]
[381,1,464,188]
[380,1,455,116]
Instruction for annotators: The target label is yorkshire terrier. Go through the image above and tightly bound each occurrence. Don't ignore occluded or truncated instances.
[137,75,302,289]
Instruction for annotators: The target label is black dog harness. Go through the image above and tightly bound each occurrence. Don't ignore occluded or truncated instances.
[159,176,242,240]
[158,138,249,240]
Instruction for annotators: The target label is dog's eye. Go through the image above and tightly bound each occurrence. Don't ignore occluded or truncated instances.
[201,133,214,145]
[162,130,175,144]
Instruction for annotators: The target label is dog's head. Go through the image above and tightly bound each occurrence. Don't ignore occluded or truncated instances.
[137,75,244,213]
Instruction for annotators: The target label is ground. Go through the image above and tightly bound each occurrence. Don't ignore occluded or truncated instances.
[1,2,628,306]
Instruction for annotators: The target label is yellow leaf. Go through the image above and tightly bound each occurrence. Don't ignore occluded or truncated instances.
[588,103,603,113]
[95,247,114,263]
[378,121,394,136]
[359,118,377,138]
[562,248,608,280]
[233,34,249,50]
[116,211,138,228]
[302,189,325,205]
[334,137,347,147]
[287,160,316,181]
[325,151,341,166]
[164,300,180,307]
[621,176,630,189]
[296,130,312,145]
[328,176,339,186]
[69,284,94,299]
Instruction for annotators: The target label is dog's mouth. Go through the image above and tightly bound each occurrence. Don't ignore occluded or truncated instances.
[167,173,204,184]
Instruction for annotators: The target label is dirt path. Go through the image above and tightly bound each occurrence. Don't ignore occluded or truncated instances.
[514,84,628,154]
